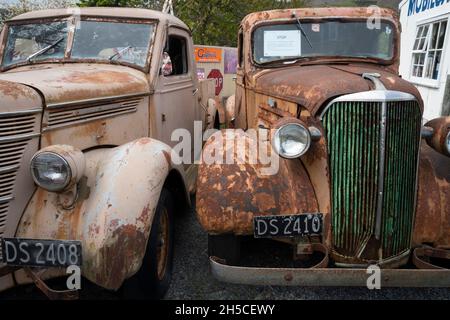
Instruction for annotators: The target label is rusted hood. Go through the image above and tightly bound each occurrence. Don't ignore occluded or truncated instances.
[251,64,422,115]
[0,64,150,106]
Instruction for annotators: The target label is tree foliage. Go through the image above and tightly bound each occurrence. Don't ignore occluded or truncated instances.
[0,0,77,30]
[78,0,311,46]
[2,0,400,47]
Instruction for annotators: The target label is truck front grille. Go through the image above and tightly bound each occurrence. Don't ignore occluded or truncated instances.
[322,96,422,262]
[0,110,40,263]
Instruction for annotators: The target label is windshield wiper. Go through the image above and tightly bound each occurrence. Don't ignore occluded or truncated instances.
[109,46,132,61]
[26,37,64,62]
[292,11,313,49]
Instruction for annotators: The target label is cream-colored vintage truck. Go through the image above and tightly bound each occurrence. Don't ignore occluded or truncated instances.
[0,7,216,299]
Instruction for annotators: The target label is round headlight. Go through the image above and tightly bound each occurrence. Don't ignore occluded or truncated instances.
[273,122,311,159]
[30,145,85,192]
[31,152,71,192]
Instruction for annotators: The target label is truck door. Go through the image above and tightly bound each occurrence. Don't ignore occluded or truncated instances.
[154,27,197,159]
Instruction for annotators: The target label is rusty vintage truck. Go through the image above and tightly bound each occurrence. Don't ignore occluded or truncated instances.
[0,8,216,299]
[197,7,450,287]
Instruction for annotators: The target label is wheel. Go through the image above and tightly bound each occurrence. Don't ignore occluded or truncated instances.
[122,188,174,300]
[208,234,240,266]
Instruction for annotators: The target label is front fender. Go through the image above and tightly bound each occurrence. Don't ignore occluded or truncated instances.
[15,138,187,290]
[414,144,450,248]
[196,130,319,235]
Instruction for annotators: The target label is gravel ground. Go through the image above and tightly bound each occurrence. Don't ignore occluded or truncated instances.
[2,196,450,300]
[165,198,450,300]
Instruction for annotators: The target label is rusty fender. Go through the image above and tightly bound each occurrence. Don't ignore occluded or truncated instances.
[14,138,189,290]
[414,144,450,248]
[196,130,319,235]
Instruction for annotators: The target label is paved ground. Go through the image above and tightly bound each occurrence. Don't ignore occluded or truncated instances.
[2,196,450,300]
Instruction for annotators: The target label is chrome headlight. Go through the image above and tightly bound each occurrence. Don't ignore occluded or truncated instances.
[273,122,311,159]
[30,145,85,192]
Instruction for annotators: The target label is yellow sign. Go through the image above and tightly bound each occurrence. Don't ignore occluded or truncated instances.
[194,47,222,63]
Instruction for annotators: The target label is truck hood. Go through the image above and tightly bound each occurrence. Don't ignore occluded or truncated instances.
[0,64,150,106]
[251,64,423,116]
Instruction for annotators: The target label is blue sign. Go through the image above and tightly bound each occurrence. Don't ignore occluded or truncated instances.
[408,0,450,16]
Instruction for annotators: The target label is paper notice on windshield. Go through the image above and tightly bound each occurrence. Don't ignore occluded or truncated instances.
[263,30,301,57]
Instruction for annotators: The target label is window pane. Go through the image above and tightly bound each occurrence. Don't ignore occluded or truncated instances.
[413,38,420,50]
[422,25,429,38]
[432,51,442,80]
[418,66,424,77]
[425,51,436,78]
[72,21,153,67]
[430,23,440,49]
[2,21,68,67]
[419,52,426,65]
[416,26,423,38]
[252,21,395,63]
[418,37,426,50]
[438,21,447,49]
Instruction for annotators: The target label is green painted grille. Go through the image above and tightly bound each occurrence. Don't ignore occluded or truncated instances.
[322,100,422,260]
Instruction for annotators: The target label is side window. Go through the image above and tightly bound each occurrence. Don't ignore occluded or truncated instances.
[165,35,188,76]
[238,29,244,67]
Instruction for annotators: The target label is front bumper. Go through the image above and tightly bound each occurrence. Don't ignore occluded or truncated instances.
[210,257,450,288]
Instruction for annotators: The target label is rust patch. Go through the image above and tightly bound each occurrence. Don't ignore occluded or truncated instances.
[197,131,319,235]
[95,224,147,290]
[162,150,171,165]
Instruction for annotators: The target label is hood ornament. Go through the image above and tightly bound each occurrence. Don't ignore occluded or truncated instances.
[362,72,386,90]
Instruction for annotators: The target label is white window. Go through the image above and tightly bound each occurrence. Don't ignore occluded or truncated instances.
[411,20,447,81]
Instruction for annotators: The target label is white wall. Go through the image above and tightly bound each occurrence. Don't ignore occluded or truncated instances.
[399,0,450,121]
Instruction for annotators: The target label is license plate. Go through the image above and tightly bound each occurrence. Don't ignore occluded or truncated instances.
[1,238,82,267]
[254,214,323,238]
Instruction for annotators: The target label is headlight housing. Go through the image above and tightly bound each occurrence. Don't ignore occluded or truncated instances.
[30,145,85,192]
[273,120,311,159]
[424,117,450,157]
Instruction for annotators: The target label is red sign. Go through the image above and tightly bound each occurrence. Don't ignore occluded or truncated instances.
[207,69,223,96]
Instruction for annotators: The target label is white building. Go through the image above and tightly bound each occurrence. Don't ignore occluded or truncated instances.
[399,0,450,121]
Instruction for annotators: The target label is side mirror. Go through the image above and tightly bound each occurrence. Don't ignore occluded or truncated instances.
[424,117,450,157]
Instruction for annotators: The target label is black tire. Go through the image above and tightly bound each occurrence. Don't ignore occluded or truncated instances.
[208,234,240,266]
[214,111,221,130]
[122,188,174,300]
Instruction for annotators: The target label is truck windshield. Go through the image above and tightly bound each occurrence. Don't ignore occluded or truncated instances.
[2,20,69,67]
[2,19,154,68]
[71,20,154,67]
[253,20,395,65]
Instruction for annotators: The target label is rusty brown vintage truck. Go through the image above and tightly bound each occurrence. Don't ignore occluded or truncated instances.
[0,8,217,299]
[197,7,450,287]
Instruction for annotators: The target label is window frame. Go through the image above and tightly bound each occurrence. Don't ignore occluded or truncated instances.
[410,17,449,87]
[0,16,158,73]
[164,34,189,77]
